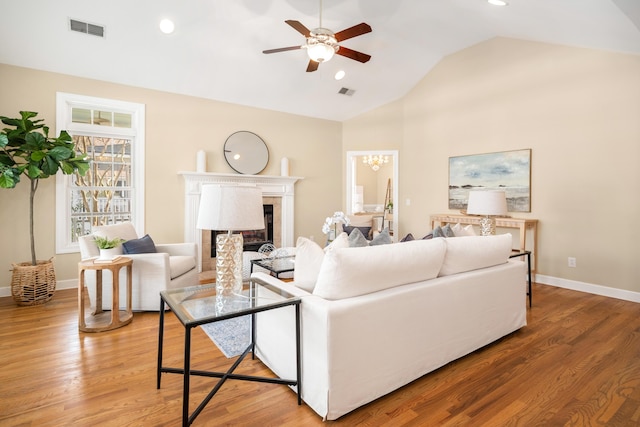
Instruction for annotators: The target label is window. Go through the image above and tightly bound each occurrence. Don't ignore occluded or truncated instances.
[56,93,145,254]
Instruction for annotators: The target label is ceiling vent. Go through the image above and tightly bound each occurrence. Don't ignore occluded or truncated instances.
[69,19,105,37]
[338,87,356,96]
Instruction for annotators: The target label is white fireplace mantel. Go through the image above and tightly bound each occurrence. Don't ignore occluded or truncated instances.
[179,172,303,271]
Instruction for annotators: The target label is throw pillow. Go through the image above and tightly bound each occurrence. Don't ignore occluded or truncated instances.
[400,233,415,242]
[348,228,369,247]
[343,226,372,240]
[293,233,349,292]
[452,223,477,237]
[432,225,455,238]
[369,228,392,246]
[122,234,157,254]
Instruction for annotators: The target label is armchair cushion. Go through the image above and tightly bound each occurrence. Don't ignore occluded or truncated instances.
[170,255,197,279]
[123,234,157,254]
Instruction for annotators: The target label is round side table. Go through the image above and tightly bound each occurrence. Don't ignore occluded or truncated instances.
[78,257,133,332]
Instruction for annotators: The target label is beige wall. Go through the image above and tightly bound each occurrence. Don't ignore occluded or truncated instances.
[3,36,639,296]
[344,37,640,293]
[0,64,342,290]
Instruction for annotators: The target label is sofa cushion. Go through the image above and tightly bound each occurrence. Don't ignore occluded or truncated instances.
[169,255,197,279]
[294,233,349,292]
[438,234,512,277]
[313,238,447,300]
[122,234,157,254]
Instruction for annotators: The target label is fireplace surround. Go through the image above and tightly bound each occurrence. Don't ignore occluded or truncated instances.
[179,172,302,271]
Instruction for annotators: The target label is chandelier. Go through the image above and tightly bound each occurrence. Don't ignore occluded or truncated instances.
[362,155,389,171]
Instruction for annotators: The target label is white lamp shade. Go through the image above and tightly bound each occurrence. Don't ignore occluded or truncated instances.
[197,185,265,231]
[466,190,508,216]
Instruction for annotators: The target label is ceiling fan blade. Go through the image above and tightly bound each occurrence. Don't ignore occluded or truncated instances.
[334,22,372,42]
[286,20,311,37]
[306,60,319,72]
[336,46,371,63]
[263,46,303,54]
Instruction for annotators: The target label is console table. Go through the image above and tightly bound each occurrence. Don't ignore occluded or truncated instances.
[430,214,538,274]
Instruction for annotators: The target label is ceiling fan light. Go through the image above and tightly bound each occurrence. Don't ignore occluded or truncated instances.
[307,42,336,62]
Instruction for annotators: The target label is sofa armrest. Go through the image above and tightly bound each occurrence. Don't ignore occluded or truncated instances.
[155,242,197,258]
[250,272,311,298]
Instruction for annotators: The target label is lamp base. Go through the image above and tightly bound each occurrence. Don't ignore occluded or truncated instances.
[215,233,243,296]
[479,216,496,236]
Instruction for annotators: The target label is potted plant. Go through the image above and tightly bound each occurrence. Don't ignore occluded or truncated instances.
[93,236,125,260]
[0,111,90,305]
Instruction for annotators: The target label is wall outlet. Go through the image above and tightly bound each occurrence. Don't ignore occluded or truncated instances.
[568,257,577,268]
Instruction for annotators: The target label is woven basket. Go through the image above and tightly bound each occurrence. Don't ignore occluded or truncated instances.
[10,259,56,306]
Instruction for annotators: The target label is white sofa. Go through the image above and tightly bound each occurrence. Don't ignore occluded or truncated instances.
[251,234,527,420]
[78,222,198,311]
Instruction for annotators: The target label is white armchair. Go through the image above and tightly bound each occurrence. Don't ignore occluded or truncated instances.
[78,222,198,311]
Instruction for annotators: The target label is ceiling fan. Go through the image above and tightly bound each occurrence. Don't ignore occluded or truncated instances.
[262,0,372,72]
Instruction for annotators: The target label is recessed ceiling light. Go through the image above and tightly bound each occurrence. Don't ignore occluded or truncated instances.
[159,19,175,34]
[488,0,508,5]
[334,70,346,80]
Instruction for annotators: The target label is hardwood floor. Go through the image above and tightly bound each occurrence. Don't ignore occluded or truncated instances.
[1,283,639,426]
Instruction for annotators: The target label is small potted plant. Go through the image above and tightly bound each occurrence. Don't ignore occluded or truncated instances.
[94,236,125,260]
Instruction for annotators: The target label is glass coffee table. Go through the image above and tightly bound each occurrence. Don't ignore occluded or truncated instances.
[250,255,295,278]
[156,279,301,426]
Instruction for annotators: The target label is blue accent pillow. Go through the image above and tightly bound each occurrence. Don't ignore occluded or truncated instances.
[400,233,415,242]
[122,234,157,254]
[344,226,372,239]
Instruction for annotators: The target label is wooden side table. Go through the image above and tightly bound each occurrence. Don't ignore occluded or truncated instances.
[78,257,133,332]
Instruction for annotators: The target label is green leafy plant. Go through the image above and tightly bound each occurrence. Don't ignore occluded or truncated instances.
[93,236,125,250]
[0,111,90,265]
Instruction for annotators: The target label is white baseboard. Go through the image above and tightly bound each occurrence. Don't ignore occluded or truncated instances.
[3,276,639,304]
[535,274,640,303]
[0,279,77,298]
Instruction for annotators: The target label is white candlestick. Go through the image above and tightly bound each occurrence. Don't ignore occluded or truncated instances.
[196,150,206,173]
[281,157,289,176]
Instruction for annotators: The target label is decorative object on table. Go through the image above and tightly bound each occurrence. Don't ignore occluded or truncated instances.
[280,157,289,176]
[223,131,268,175]
[0,111,90,306]
[362,154,389,171]
[93,235,126,260]
[322,211,350,244]
[197,184,265,295]
[448,149,531,212]
[258,243,277,257]
[466,190,508,236]
[196,149,206,173]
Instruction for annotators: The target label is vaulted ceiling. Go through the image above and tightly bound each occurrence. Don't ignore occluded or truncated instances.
[2,0,639,121]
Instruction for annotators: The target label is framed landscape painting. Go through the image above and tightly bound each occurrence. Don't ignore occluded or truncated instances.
[449,149,531,212]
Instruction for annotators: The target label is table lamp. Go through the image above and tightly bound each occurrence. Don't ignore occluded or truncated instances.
[466,190,507,236]
[197,184,264,295]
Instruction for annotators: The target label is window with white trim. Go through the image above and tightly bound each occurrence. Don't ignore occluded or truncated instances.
[56,93,145,254]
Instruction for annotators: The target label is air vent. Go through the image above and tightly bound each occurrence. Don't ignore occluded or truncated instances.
[338,87,356,96]
[69,19,105,37]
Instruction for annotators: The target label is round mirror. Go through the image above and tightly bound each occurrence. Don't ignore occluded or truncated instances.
[223,131,269,175]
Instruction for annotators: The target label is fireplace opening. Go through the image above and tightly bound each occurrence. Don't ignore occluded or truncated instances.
[211,204,274,257]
